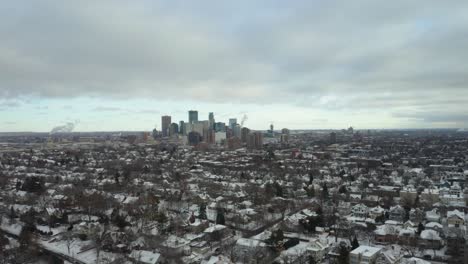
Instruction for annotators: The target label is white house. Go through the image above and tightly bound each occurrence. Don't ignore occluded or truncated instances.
[350,246,382,264]
[352,204,369,218]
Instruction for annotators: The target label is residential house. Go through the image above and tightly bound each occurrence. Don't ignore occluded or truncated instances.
[419,230,442,249]
[425,209,440,223]
[389,205,406,222]
[352,204,369,219]
[369,206,385,220]
[338,201,352,216]
[398,227,417,247]
[447,210,465,228]
[350,246,382,264]
[424,222,443,233]
[233,238,271,264]
[374,225,399,244]
[307,238,330,262]
[376,250,403,264]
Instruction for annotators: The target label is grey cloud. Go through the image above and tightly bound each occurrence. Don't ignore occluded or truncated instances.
[0,0,467,125]
[0,100,21,111]
[393,112,468,125]
[94,106,159,115]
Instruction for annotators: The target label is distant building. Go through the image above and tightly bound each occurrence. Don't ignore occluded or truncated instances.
[189,110,198,124]
[232,124,241,138]
[169,123,179,136]
[179,121,186,135]
[281,128,290,143]
[186,121,210,139]
[187,131,201,146]
[205,129,216,144]
[247,132,263,150]
[229,118,237,129]
[199,121,211,139]
[268,123,274,137]
[241,127,250,143]
[227,137,242,150]
[226,128,233,139]
[141,132,150,142]
[208,112,215,129]
[161,115,171,137]
[215,122,226,132]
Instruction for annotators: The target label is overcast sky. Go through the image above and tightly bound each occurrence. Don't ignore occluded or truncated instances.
[1,1,468,132]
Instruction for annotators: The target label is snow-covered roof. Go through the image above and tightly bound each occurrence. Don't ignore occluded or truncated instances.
[236,238,266,248]
[385,220,400,225]
[447,209,464,220]
[203,224,226,233]
[129,250,161,264]
[350,246,382,257]
[420,229,441,240]
[399,228,416,236]
[425,222,443,229]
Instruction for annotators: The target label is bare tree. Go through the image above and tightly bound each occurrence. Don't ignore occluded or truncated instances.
[88,224,109,264]
[62,231,75,255]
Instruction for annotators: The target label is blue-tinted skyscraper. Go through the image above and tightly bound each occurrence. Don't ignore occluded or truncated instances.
[229,118,237,129]
[208,112,215,129]
[189,110,198,124]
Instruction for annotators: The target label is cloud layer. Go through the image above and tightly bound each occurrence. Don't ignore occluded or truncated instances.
[1,1,468,128]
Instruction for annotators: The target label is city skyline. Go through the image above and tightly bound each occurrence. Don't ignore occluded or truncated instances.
[2,2,468,263]
[1,1,468,132]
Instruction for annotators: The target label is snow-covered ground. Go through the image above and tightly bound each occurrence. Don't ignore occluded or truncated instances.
[41,238,121,264]
[0,217,22,236]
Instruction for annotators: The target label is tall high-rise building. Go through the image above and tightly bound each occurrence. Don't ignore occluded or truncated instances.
[215,122,226,132]
[229,118,237,129]
[208,112,215,129]
[188,131,201,146]
[241,127,250,143]
[161,115,171,137]
[179,121,186,135]
[247,132,263,150]
[169,123,179,136]
[206,129,216,144]
[233,124,241,138]
[189,110,198,124]
[281,128,290,143]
